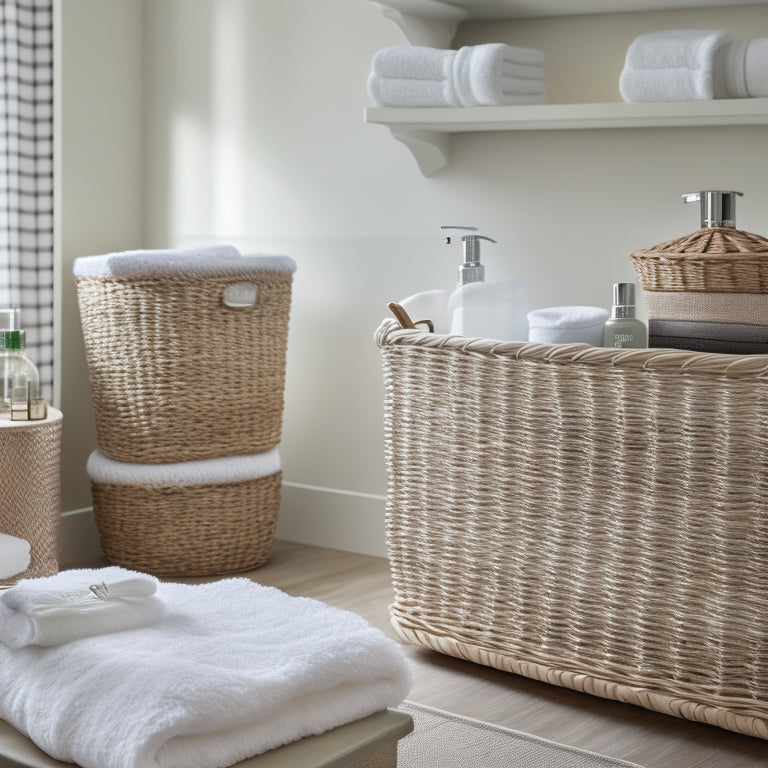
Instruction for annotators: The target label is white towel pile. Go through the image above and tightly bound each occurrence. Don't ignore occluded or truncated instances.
[620,30,768,102]
[0,566,411,768]
[368,44,546,107]
[0,532,31,580]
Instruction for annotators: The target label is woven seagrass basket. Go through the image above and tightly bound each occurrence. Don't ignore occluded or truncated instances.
[0,409,62,586]
[75,259,294,464]
[90,471,282,577]
[630,226,768,293]
[377,318,768,739]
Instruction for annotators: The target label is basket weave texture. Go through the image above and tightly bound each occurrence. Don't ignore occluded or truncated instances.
[0,411,62,586]
[630,227,768,293]
[91,471,282,577]
[377,319,768,739]
[76,270,293,463]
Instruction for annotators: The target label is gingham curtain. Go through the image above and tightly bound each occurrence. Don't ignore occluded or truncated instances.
[0,0,54,403]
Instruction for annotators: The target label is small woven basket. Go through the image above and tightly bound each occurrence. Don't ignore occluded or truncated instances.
[0,409,62,586]
[75,256,294,464]
[630,227,768,293]
[91,471,282,577]
[377,318,768,739]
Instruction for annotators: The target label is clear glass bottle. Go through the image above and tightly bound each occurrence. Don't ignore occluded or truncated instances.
[0,328,45,420]
[603,283,647,349]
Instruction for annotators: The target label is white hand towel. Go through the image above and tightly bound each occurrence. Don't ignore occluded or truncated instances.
[0,566,165,649]
[73,246,297,279]
[619,29,730,102]
[372,45,456,81]
[399,289,449,334]
[745,37,768,97]
[0,532,30,579]
[453,44,547,106]
[367,72,461,107]
[87,446,281,486]
[0,568,412,768]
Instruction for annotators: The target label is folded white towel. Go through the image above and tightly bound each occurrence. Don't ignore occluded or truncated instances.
[619,29,730,102]
[367,72,461,107]
[0,568,411,768]
[745,37,768,97]
[87,446,281,486]
[0,566,164,649]
[399,289,449,334]
[73,246,297,279]
[0,532,30,580]
[527,306,609,346]
[454,44,547,106]
[372,45,456,81]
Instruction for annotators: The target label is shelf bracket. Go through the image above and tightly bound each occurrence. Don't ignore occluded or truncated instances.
[370,0,467,47]
[388,127,450,176]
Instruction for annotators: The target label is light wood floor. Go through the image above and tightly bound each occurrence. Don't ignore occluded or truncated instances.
[241,540,767,768]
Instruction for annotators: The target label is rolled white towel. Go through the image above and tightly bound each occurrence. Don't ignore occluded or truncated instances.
[453,44,547,106]
[372,45,456,81]
[367,72,460,107]
[745,37,768,97]
[619,29,731,102]
[0,566,165,649]
[527,306,610,346]
[0,532,31,580]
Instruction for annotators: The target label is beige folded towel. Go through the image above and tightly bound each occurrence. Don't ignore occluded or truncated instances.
[644,291,768,325]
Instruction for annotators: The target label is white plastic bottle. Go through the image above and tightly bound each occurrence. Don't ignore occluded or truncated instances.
[443,227,527,341]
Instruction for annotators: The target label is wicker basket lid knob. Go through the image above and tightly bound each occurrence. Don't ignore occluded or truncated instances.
[682,190,743,228]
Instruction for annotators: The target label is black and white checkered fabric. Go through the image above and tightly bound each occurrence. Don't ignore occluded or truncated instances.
[0,0,53,403]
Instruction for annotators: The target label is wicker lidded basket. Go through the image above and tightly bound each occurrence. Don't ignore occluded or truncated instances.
[630,190,768,293]
[87,448,282,577]
[74,247,296,464]
[377,318,768,739]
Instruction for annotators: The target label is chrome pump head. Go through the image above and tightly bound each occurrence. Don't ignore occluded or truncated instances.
[441,225,498,286]
[682,190,743,228]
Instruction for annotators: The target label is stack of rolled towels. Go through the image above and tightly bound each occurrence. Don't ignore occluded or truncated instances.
[368,43,546,107]
[620,29,768,102]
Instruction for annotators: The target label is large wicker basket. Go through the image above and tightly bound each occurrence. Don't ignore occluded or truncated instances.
[75,253,295,464]
[630,227,768,293]
[376,318,768,739]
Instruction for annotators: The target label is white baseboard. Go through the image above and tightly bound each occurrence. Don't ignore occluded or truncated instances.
[58,482,388,568]
[58,507,103,568]
[276,482,387,559]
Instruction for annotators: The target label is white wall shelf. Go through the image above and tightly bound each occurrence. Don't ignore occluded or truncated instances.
[365,99,768,176]
[370,0,768,46]
[366,1,768,175]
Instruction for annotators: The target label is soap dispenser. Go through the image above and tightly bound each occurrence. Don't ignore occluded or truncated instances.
[443,226,527,341]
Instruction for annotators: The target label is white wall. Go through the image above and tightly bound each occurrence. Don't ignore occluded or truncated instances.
[56,0,143,564]
[57,0,768,560]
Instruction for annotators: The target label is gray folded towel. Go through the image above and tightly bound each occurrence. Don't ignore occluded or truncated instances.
[649,319,768,354]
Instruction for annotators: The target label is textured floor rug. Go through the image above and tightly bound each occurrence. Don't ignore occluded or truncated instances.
[397,701,644,768]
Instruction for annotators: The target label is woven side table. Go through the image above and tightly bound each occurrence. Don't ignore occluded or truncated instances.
[0,408,62,586]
